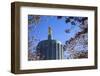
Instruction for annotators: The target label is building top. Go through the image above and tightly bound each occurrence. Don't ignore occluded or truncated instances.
[37,26,62,49]
[48,26,52,40]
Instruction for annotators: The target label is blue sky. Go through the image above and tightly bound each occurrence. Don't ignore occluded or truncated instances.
[28,15,88,59]
[28,15,81,46]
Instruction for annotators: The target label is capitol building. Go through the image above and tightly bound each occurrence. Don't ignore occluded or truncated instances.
[36,26,64,60]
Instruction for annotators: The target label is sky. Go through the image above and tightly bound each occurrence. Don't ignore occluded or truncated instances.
[28,15,81,46]
[28,15,88,59]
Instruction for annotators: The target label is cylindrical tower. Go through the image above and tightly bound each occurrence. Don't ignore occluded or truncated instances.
[36,26,63,60]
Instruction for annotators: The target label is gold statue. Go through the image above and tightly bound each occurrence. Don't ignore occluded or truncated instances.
[48,26,52,40]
